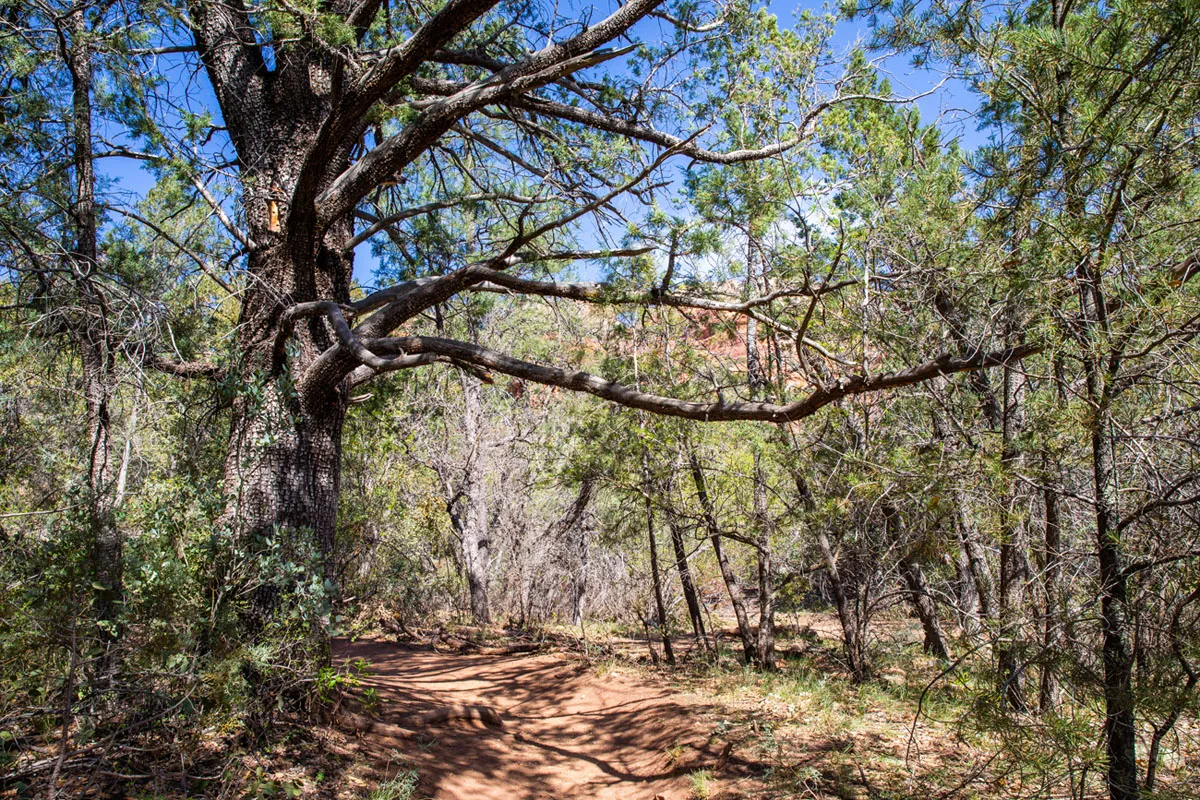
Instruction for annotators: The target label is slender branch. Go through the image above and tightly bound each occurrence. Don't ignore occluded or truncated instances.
[469,268,854,311]
[502,88,927,165]
[346,193,530,252]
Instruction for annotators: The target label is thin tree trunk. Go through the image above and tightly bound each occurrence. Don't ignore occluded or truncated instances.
[953,546,982,634]
[571,512,591,627]
[562,478,595,627]
[1040,357,1071,712]
[689,450,757,665]
[899,556,950,660]
[460,374,491,623]
[817,531,870,682]
[753,454,776,670]
[1071,250,1138,799]
[644,454,674,666]
[882,503,950,660]
[959,514,996,620]
[997,359,1029,711]
[667,507,706,644]
[1093,405,1137,800]
[64,17,121,652]
[1039,460,1064,712]
[744,235,775,670]
[1086,361,1138,799]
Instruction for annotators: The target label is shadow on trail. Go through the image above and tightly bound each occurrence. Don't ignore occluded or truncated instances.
[333,638,760,800]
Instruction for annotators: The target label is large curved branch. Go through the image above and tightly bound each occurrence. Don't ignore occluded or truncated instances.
[316,0,665,224]
[298,246,655,397]
[291,0,501,221]
[132,349,222,380]
[365,335,1043,423]
[353,0,502,104]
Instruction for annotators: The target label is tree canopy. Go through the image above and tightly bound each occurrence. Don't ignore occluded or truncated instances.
[2,1,1199,798]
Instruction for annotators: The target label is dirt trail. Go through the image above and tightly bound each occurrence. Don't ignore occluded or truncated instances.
[333,639,735,800]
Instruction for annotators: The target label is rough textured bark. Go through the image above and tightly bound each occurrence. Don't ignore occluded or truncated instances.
[689,451,757,665]
[187,0,374,635]
[953,546,982,635]
[899,555,950,660]
[571,511,591,627]
[1091,395,1137,800]
[959,512,996,620]
[752,453,776,670]
[1078,274,1138,800]
[549,477,595,627]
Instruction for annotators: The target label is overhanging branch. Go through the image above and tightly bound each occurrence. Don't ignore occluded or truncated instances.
[362,335,1043,423]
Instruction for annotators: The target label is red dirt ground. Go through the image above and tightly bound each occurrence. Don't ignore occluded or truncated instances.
[332,639,740,800]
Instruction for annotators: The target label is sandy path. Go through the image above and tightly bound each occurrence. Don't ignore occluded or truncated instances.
[333,639,729,800]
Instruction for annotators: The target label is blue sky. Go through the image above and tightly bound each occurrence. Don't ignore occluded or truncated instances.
[95,1,984,288]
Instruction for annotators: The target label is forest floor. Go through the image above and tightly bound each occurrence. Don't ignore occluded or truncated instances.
[18,611,1195,798]
[331,640,733,799]
[322,614,1021,800]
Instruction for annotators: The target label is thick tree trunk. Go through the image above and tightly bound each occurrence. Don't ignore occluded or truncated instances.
[193,0,357,632]
[223,369,346,617]
[220,220,354,635]
[689,451,757,665]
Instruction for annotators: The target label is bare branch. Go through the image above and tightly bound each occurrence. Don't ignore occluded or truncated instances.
[347,193,534,252]
[502,89,918,165]
[361,335,1042,423]
[469,268,855,311]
